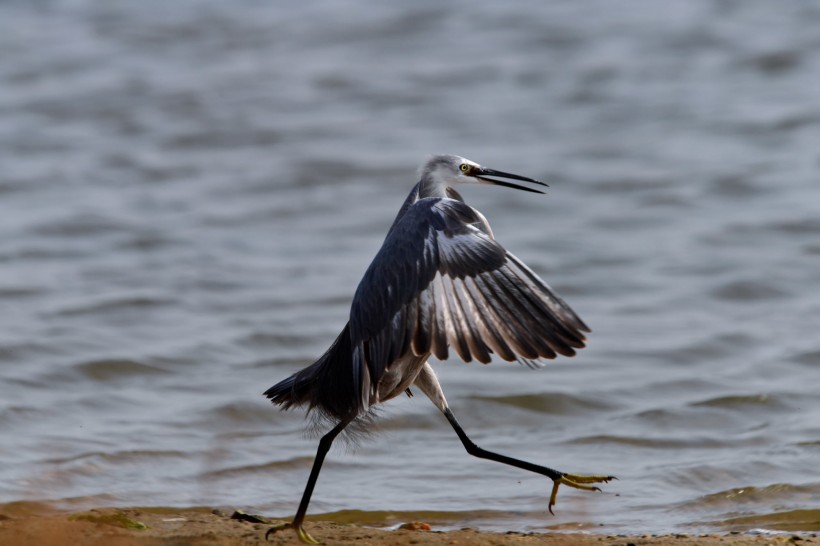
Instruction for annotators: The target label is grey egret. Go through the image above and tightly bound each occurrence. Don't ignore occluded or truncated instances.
[265,155,613,544]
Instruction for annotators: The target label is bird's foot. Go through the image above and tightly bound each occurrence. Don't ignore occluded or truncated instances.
[265,521,322,545]
[548,472,616,515]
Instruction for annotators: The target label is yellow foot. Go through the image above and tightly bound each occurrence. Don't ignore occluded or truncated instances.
[265,521,322,545]
[548,473,616,515]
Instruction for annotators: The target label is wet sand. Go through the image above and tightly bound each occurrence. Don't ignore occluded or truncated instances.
[0,503,812,546]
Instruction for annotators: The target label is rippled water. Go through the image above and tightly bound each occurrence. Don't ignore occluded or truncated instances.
[1,0,819,535]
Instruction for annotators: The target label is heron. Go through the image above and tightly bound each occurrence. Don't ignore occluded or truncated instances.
[264,154,614,544]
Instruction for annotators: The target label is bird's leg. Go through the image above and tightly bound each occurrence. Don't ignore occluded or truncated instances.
[413,362,613,514]
[266,418,352,545]
[442,407,614,514]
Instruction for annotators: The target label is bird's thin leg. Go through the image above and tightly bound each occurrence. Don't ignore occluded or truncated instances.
[442,407,614,514]
[444,406,561,478]
[266,418,352,545]
[413,361,612,514]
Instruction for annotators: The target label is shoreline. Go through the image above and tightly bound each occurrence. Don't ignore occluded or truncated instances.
[1,503,814,546]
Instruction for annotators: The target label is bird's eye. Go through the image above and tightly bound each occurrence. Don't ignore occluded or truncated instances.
[459,163,471,174]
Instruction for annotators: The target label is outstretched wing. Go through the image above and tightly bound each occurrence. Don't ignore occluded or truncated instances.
[349,197,590,394]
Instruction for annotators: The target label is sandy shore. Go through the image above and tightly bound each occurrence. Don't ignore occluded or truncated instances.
[0,503,812,546]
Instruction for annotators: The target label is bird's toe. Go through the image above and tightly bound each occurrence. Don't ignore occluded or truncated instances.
[548,472,616,515]
[266,522,322,544]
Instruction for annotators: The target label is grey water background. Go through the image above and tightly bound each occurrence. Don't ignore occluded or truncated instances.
[1,0,819,535]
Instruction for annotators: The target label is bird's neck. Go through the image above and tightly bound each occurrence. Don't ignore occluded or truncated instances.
[418,177,449,199]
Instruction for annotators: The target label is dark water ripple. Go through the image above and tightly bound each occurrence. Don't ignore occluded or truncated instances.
[1,0,819,536]
[684,484,820,532]
[472,392,619,415]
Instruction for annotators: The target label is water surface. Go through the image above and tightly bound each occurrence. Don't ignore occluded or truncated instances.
[1,0,819,535]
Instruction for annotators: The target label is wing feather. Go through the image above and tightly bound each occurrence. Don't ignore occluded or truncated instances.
[506,254,590,333]
[429,276,449,360]
[461,276,516,361]
[496,263,585,355]
[493,265,576,356]
[413,287,433,356]
[442,276,478,362]
[451,277,493,363]
[473,272,542,359]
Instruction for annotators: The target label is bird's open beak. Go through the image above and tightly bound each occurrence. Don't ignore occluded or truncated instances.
[475,167,548,194]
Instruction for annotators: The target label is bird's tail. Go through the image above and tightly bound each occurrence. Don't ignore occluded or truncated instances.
[264,323,363,422]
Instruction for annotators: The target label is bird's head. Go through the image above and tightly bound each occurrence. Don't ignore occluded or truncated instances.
[418,155,547,197]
